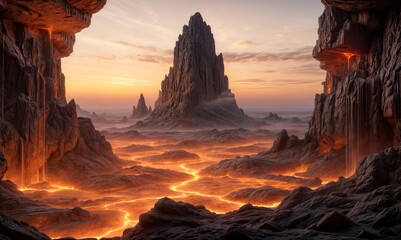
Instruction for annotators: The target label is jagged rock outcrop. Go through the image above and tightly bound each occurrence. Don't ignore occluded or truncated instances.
[0,0,118,187]
[0,152,118,240]
[146,13,253,127]
[76,104,91,118]
[305,0,401,175]
[48,117,122,184]
[131,93,151,119]
[122,147,401,239]
[322,0,396,12]
[138,150,199,163]
[0,213,50,240]
[0,151,7,181]
[226,186,290,205]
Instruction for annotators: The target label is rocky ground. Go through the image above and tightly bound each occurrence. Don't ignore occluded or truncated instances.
[1,145,401,239]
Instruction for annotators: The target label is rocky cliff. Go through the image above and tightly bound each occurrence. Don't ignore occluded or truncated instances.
[305,0,401,176]
[147,13,253,127]
[131,93,151,119]
[0,0,120,187]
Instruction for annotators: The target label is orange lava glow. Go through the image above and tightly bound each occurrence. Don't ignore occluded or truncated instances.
[16,128,330,239]
[19,184,75,193]
[343,52,355,71]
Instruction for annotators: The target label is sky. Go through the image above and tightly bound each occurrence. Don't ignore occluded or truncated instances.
[62,0,325,113]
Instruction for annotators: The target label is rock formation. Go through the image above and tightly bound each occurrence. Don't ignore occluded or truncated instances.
[0,151,7,181]
[76,104,91,118]
[0,212,50,240]
[0,0,120,187]
[196,0,401,181]
[131,93,151,118]
[146,13,253,127]
[305,0,401,176]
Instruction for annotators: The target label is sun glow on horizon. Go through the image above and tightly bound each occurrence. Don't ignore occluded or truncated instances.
[62,0,325,113]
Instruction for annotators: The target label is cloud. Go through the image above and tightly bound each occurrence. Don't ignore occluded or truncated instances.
[130,55,172,64]
[114,41,174,55]
[262,69,277,73]
[232,40,257,49]
[223,46,314,63]
[92,55,119,61]
[89,43,316,66]
[103,76,153,86]
[138,0,158,23]
[86,41,174,64]
[88,53,172,64]
[287,63,323,75]
[235,78,320,88]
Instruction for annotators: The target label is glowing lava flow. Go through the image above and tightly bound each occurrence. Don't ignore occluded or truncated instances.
[94,200,140,239]
[170,164,279,212]
[95,164,280,238]
[19,184,76,193]
[93,194,189,238]
[344,52,355,71]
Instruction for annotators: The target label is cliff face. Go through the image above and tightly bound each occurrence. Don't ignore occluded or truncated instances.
[149,13,251,127]
[306,0,401,175]
[0,0,119,186]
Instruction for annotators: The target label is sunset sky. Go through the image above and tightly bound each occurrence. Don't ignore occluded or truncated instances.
[62,0,325,113]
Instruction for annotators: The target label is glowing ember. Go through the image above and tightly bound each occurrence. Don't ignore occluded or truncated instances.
[343,52,355,71]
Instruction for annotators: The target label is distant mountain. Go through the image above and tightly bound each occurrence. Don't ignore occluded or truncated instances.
[131,93,151,119]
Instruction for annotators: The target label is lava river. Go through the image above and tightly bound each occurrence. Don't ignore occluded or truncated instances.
[17,125,334,239]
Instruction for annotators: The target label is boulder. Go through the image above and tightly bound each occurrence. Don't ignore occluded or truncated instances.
[315,211,352,232]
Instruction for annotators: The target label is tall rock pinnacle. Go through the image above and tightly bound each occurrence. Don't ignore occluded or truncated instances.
[148,12,252,127]
[132,93,151,118]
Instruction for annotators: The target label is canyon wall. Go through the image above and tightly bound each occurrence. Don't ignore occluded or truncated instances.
[0,0,119,186]
[306,0,401,175]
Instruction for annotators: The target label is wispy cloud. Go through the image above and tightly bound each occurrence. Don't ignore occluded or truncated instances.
[232,40,257,49]
[128,55,172,64]
[92,55,119,61]
[235,78,319,88]
[88,53,172,65]
[88,43,315,66]
[223,46,314,63]
[138,0,158,23]
[85,41,174,64]
[287,63,323,75]
[115,41,173,55]
[103,76,153,86]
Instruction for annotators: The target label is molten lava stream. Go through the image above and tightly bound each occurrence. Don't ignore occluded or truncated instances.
[170,164,279,213]
[91,195,184,238]
[19,184,76,193]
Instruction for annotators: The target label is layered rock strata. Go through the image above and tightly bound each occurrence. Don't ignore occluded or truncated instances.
[0,0,119,187]
[306,0,401,175]
[147,13,252,127]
